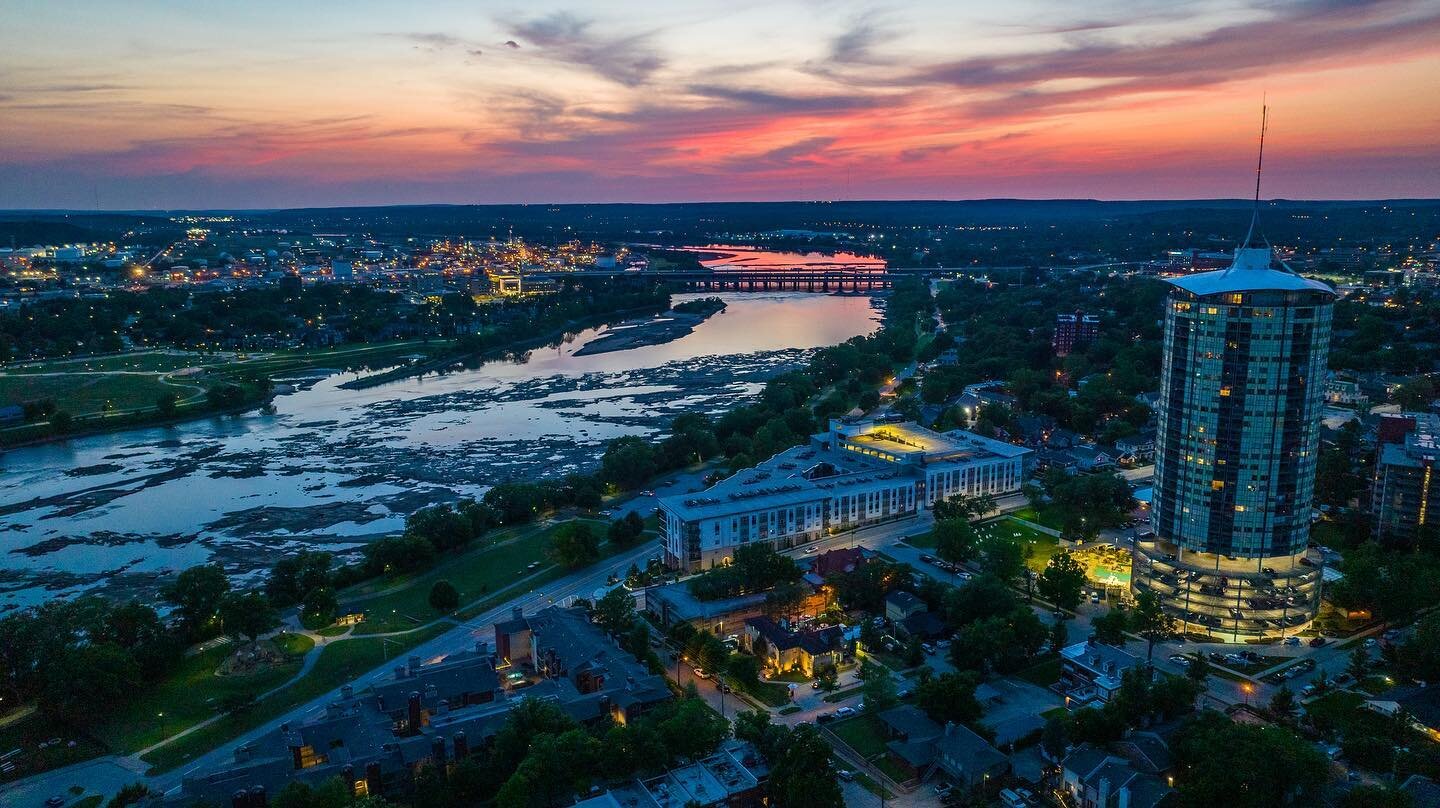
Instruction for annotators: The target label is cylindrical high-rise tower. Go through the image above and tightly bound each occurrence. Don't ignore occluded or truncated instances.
[1132,246,1335,639]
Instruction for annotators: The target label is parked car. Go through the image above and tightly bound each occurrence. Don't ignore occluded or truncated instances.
[920,554,935,563]
[692,668,708,679]
[1283,636,1301,646]
[1309,637,1328,648]
[835,706,857,718]
[837,770,855,782]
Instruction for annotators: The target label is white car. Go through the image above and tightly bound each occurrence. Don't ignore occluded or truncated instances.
[834,706,857,718]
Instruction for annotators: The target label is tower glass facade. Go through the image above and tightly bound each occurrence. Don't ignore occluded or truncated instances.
[1132,248,1335,639]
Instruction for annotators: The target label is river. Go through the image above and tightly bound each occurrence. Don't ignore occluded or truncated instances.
[0,292,881,609]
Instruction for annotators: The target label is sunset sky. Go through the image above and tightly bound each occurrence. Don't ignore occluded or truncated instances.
[3,0,1439,209]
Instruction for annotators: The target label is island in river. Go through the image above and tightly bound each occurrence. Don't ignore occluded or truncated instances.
[572,298,727,357]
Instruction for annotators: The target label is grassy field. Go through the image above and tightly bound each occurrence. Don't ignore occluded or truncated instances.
[344,519,610,635]
[823,685,865,703]
[0,712,109,785]
[142,624,449,773]
[93,633,312,753]
[976,517,1060,573]
[5,351,219,374]
[1010,505,1065,531]
[0,372,198,416]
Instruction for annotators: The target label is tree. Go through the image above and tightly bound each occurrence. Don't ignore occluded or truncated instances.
[429,580,461,613]
[592,587,637,635]
[934,517,979,565]
[1042,715,1071,762]
[50,410,73,433]
[1091,605,1129,645]
[302,587,339,626]
[1172,710,1328,808]
[155,392,179,416]
[1185,652,1212,693]
[164,564,230,639]
[1269,686,1298,724]
[978,535,1026,583]
[548,522,600,568]
[764,582,807,621]
[728,653,761,686]
[768,724,843,808]
[1038,551,1087,612]
[656,697,731,761]
[40,643,141,726]
[1339,784,1414,808]
[600,436,657,490]
[1129,590,1175,665]
[265,551,333,606]
[106,783,150,808]
[607,512,645,546]
[816,666,839,692]
[915,671,982,726]
[219,591,279,644]
[860,658,897,714]
[1348,645,1371,681]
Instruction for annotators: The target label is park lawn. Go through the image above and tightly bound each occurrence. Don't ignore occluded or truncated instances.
[0,372,189,416]
[0,711,108,785]
[93,633,311,753]
[4,352,220,374]
[347,519,609,635]
[1010,505,1065,531]
[1015,656,1063,689]
[315,625,351,638]
[142,624,449,773]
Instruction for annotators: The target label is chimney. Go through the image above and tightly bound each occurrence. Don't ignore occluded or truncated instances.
[365,762,382,797]
[407,656,421,675]
[945,722,955,737]
[475,640,490,657]
[407,691,423,734]
[511,606,523,622]
[394,665,407,680]
[453,731,469,760]
[231,790,250,808]
[431,736,446,763]
[341,684,353,699]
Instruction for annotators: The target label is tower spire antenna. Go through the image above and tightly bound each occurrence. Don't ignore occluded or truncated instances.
[1242,101,1268,249]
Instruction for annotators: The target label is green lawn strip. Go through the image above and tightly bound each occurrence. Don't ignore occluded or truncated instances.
[1040,706,1068,721]
[0,372,179,416]
[0,711,108,785]
[904,531,937,549]
[315,625,351,638]
[142,624,449,773]
[768,669,812,683]
[1009,506,1064,531]
[273,633,316,656]
[347,519,609,635]
[734,678,791,708]
[1015,657,1063,688]
[823,685,866,704]
[777,705,802,715]
[93,634,311,753]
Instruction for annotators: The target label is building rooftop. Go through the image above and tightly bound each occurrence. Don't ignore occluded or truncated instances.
[1167,247,1336,298]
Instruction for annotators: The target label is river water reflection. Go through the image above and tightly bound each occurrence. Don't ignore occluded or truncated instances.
[0,292,880,608]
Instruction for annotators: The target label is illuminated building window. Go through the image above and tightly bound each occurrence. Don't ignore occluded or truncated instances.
[1211,480,1225,490]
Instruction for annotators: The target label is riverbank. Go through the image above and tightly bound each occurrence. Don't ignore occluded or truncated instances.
[338,303,669,390]
[0,341,455,450]
[572,299,726,356]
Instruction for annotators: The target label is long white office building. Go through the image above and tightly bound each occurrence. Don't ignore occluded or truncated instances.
[658,419,1031,571]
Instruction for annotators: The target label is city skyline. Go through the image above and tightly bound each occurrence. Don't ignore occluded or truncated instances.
[3,0,1440,209]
